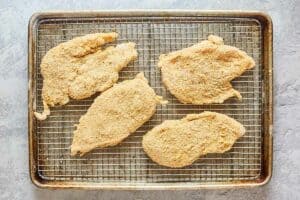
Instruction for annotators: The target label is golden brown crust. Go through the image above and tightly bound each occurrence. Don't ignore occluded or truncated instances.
[34,33,138,120]
[158,35,255,104]
[71,73,165,156]
[142,111,245,168]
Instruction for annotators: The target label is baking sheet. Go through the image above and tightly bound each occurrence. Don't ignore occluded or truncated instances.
[28,11,272,189]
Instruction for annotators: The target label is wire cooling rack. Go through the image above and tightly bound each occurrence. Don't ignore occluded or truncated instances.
[29,12,272,188]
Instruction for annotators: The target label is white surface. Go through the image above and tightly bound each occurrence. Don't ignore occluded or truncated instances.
[0,0,299,199]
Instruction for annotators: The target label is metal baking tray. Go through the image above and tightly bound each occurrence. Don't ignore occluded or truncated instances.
[28,11,273,189]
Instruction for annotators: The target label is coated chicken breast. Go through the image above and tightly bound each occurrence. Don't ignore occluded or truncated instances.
[34,32,138,120]
[71,73,166,156]
[142,111,245,168]
[158,35,255,104]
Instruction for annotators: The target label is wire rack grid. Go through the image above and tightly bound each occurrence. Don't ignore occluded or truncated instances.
[34,16,263,184]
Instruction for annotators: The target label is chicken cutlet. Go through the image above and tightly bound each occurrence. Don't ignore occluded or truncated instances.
[142,111,245,168]
[34,32,138,120]
[71,73,166,156]
[158,35,255,104]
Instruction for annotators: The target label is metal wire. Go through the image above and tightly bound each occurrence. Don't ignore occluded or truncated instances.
[35,16,262,183]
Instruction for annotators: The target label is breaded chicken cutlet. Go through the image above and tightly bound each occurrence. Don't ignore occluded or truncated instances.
[71,73,166,156]
[143,111,245,168]
[34,32,137,120]
[158,35,255,104]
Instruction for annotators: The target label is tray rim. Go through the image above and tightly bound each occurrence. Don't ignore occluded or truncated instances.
[28,10,273,190]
